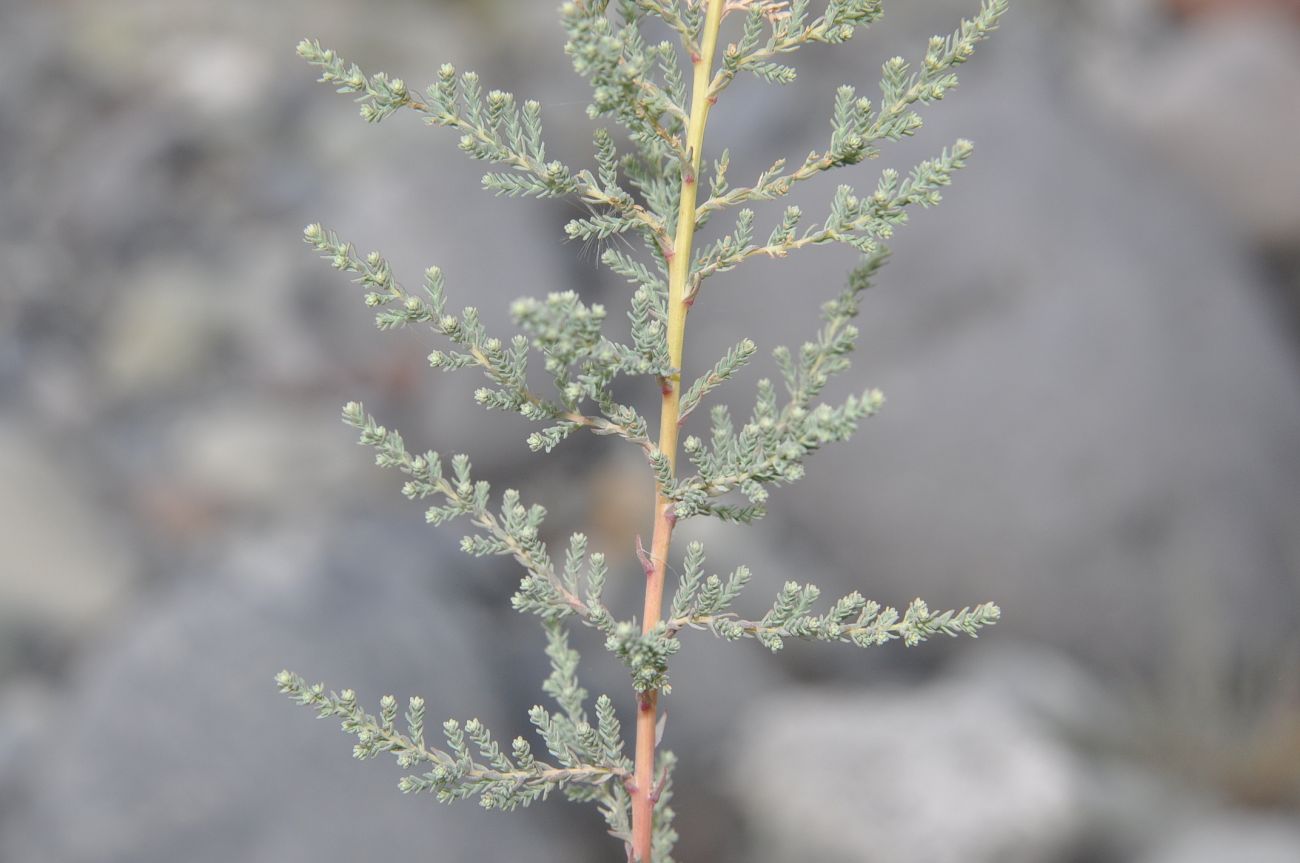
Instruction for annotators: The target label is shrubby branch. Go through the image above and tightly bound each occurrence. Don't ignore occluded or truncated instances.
[282,3,1007,861]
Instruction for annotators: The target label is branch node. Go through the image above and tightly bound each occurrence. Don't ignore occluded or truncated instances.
[636,536,655,578]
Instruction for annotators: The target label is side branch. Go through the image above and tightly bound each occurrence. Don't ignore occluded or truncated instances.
[341,402,591,619]
[667,595,1002,651]
[688,140,973,298]
[275,671,628,811]
[296,40,669,248]
[697,150,838,221]
[305,226,651,454]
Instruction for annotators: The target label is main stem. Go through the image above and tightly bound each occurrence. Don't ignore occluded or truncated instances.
[630,2,724,860]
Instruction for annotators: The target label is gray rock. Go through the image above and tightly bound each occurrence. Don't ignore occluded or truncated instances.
[0,423,137,670]
[1074,761,1201,862]
[0,679,55,813]
[728,678,1084,863]
[163,394,367,516]
[949,640,1123,735]
[1140,812,1300,863]
[94,259,236,400]
[0,524,587,863]
[690,0,1300,668]
[1071,2,1300,247]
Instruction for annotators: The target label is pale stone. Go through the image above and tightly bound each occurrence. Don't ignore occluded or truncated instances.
[0,424,135,636]
[730,678,1084,863]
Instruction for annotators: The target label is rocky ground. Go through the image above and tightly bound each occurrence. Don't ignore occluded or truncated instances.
[1,0,1298,860]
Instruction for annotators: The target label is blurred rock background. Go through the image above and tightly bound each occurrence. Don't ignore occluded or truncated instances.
[1,0,1298,860]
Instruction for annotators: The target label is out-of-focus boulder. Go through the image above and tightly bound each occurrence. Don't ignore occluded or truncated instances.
[1073,1,1300,247]
[0,424,137,675]
[728,674,1085,863]
[690,0,1300,670]
[1139,813,1300,863]
[0,523,586,863]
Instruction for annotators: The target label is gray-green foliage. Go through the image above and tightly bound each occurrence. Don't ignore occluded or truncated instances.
[282,1,1007,859]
